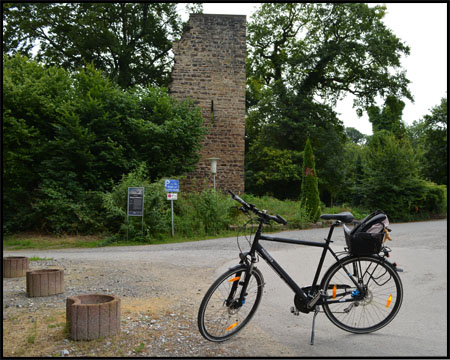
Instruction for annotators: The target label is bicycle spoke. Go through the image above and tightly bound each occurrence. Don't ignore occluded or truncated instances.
[322,256,403,334]
[198,267,264,341]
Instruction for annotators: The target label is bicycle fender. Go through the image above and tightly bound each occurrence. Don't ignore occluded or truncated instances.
[382,257,404,273]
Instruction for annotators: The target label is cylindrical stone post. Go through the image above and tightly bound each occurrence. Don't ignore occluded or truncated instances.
[26,269,64,297]
[66,294,121,341]
[3,256,30,278]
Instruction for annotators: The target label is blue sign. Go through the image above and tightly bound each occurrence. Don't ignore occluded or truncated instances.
[165,179,179,192]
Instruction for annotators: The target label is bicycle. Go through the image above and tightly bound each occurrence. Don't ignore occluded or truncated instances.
[198,191,403,345]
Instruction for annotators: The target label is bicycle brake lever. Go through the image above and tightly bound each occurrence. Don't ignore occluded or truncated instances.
[239,206,249,214]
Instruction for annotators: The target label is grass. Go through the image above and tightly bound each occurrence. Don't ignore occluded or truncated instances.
[133,343,145,353]
[27,320,38,344]
[30,256,54,261]
[3,233,107,250]
[2,229,244,251]
[3,201,372,251]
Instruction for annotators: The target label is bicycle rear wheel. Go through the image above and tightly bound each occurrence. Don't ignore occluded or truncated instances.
[198,265,264,342]
[321,255,403,334]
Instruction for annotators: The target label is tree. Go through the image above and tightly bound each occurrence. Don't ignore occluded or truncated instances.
[409,97,447,185]
[3,55,205,233]
[247,3,412,112]
[367,94,406,137]
[300,139,321,222]
[245,144,302,199]
[245,91,347,202]
[245,3,412,199]
[2,3,202,88]
[356,131,445,221]
[345,127,366,145]
[335,140,365,206]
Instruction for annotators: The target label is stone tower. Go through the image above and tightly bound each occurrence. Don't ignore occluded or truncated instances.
[170,14,246,193]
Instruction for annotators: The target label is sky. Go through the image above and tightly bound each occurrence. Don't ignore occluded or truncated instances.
[178,3,447,135]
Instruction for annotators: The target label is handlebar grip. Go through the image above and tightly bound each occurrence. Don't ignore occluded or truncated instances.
[276,214,288,225]
[266,214,287,225]
[228,190,247,207]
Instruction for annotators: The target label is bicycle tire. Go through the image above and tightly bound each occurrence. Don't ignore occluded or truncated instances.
[321,255,403,334]
[198,265,264,342]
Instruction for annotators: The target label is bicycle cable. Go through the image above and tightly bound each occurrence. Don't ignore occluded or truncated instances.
[236,215,259,264]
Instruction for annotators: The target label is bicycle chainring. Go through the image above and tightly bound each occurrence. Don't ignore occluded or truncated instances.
[294,293,312,314]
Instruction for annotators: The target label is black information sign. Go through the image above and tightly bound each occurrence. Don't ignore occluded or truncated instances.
[127,187,144,216]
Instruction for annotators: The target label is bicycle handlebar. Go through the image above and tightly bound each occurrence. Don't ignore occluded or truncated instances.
[228,190,287,225]
[228,190,247,207]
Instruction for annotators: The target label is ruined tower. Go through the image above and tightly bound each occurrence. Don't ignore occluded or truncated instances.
[170,14,246,193]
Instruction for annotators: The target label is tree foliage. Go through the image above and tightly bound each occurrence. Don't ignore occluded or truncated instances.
[345,127,367,145]
[247,3,412,111]
[367,95,406,138]
[408,97,447,185]
[2,3,202,88]
[245,3,412,201]
[3,54,205,233]
[245,144,302,199]
[356,131,445,221]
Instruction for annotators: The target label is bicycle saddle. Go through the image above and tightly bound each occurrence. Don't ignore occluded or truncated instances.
[320,212,354,223]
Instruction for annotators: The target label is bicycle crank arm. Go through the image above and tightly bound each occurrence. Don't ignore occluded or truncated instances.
[307,291,323,309]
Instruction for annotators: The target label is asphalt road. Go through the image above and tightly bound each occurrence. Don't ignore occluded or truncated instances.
[5,219,447,357]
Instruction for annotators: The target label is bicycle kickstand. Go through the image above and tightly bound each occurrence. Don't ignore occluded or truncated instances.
[310,305,320,345]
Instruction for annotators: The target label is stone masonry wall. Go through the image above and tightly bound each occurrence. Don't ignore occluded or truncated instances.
[170,14,246,193]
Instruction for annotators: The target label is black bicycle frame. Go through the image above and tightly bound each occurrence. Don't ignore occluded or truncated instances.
[241,221,363,305]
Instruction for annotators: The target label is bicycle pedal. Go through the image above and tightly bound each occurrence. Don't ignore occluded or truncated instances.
[306,291,322,309]
[290,306,300,316]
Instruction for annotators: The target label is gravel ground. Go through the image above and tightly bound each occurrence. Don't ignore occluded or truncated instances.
[4,219,446,357]
[3,255,293,357]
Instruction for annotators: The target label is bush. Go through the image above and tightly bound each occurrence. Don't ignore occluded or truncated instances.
[101,167,238,241]
[3,54,205,234]
[357,131,447,221]
[241,193,310,228]
[410,182,447,217]
[101,164,171,241]
[32,179,105,234]
[175,190,235,236]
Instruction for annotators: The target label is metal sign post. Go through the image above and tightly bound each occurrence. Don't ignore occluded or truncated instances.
[165,180,179,237]
[127,187,145,240]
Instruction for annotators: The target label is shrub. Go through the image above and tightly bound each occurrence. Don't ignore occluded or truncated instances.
[175,190,235,236]
[101,164,171,241]
[32,180,105,234]
[101,168,238,240]
[410,182,447,217]
[357,131,447,221]
[300,139,321,222]
[240,193,310,228]
[3,55,204,234]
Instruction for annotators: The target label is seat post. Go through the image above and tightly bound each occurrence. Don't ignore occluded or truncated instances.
[325,221,340,244]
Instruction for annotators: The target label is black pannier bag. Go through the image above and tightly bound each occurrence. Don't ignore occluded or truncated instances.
[343,210,389,256]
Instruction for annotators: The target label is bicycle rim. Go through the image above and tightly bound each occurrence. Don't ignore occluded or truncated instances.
[322,256,403,334]
[198,266,263,342]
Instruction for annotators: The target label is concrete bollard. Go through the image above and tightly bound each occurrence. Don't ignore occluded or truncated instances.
[66,294,121,340]
[3,256,30,278]
[26,269,64,297]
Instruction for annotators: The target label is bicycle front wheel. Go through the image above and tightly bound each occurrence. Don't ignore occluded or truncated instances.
[198,265,264,342]
[321,255,403,334]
